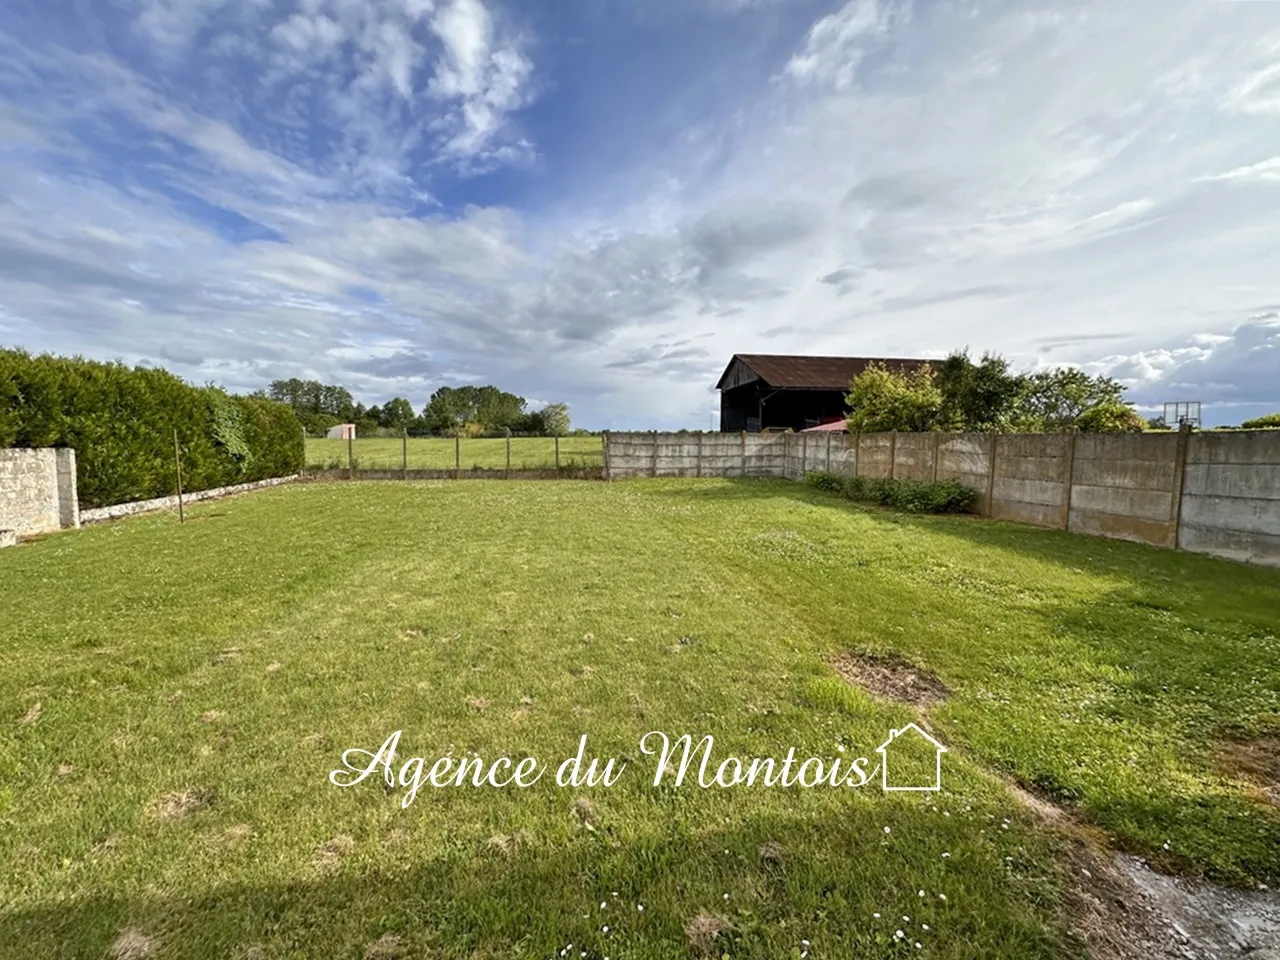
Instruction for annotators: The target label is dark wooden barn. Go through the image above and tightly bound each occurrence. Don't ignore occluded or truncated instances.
[716,354,938,433]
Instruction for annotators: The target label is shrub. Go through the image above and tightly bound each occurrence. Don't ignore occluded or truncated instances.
[0,347,304,508]
[805,471,978,514]
[1075,402,1146,433]
[1241,412,1280,430]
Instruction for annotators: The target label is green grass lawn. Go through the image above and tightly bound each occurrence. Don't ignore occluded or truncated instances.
[305,435,603,470]
[2,478,1277,959]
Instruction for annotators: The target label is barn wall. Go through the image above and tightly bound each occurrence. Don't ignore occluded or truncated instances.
[603,429,1280,568]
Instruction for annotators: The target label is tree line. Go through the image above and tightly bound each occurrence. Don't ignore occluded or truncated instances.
[844,351,1150,433]
[262,379,576,438]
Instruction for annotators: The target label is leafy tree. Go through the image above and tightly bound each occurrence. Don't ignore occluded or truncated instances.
[1075,402,1147,433]
[1241,412,1280,429]
[845,362,944,432]
[514,409,547,434]
[475,386,527,432]
[540,402,571,436]
[380,397,416,430]
[935,350,1025,432]
[422,386,481,434]
[1145,416,1172,431]
[1014,368,1126,432]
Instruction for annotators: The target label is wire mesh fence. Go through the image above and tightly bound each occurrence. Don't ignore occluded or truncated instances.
[304,434,604,473]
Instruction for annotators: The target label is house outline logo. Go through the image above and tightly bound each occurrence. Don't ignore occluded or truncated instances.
[876,722,947,792]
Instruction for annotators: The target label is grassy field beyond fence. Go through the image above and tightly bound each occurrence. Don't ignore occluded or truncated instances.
[305,435,603,471]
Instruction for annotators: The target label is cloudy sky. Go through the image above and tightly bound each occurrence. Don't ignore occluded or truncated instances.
[1,0,1278,429]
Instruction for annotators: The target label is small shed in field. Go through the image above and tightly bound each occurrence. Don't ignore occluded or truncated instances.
[327,424,356,440]
[716,355,938,433]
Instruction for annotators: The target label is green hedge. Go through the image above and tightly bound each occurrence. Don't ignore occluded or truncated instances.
[806,470,979,514]
[0,348,304,508]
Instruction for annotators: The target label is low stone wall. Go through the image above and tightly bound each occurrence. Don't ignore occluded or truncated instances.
[79,475,299,524]
[0,448,79,538]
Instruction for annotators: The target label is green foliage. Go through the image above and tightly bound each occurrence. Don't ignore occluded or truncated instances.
[1014,368,1126,432]
[844,354,1131,435]
[539,401,571,436]
[1075,402,1147,434]
[844,362,943,432]
[210,392,252,473]
[1241,412,1280,429]
[805,470,979,514]
[0,348,303,508]
[380,396,415,430]
[936,350,1024,432]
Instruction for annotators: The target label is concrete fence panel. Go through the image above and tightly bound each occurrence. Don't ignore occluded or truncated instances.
[1178,431,1280,564]
[601,429,1280,568]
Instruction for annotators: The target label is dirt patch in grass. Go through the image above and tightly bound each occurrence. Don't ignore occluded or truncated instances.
[827,651,949,707]
[107,928,156,959]
[757,840,785,865]
[313,834,355,871]
[155,788,216,822]
[1009,782,1280,958]
[571,796,597,825]
[684,914,732,955]
[17,701,42,726]
[486,829,531,856]
[363,933,403,959]
[1216,736,1280,807]
[199,710,227,724]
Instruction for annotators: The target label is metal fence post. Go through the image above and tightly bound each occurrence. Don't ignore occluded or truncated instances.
[347,430,354,478]
[173,428,185,523]
[506,430,512,479]
[402,428,408,478]
[455,433,461,480]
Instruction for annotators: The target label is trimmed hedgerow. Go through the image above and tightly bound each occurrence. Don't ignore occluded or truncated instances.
[0,347,304,508]
[805,470,979,514]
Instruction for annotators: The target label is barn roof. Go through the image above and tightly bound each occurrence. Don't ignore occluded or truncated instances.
[715,354,938,391]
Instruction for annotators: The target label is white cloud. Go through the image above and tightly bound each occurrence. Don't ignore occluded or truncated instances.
[784,0,896,89]
[1,0,1280,428]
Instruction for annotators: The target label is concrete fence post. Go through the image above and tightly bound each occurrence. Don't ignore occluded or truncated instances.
[853,432,860,477]
[740,430,747,477]
[1061,431,1077,530]
[826,431,833,472]
[1170,422,1193,549]
[932,432,941,483]
[985,433,998,517]
[54,448,79,530]
[801,431,808,479]
[652,430,659,478]
[696,432,703,478]
[889,431,898,480]
[601,431,610,481]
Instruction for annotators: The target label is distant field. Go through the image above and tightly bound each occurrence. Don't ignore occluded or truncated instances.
[306,435,603,470]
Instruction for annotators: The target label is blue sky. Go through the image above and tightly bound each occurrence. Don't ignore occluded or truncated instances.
[1,0,1278,429]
